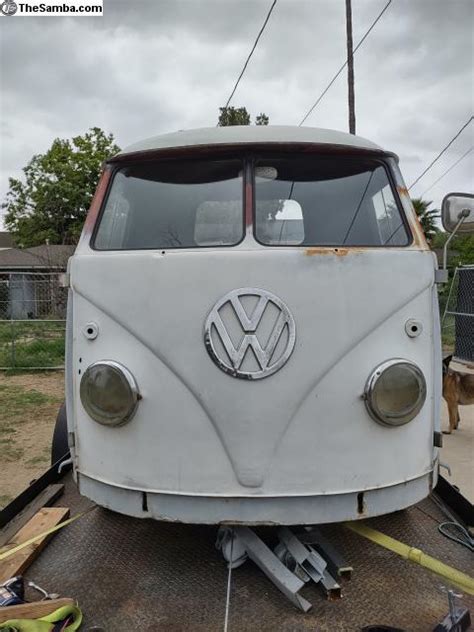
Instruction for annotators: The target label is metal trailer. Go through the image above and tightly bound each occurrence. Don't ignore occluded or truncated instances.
[1,465,473,631]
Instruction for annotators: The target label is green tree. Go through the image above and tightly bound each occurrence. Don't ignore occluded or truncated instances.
[432,231,474,267]
[411,198,439,244]
[3,127,120,247]
[255,112,269,126]
[218,106,269,127]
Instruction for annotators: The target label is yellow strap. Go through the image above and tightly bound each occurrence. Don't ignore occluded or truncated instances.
[0,510,91,562]
[345,521,474,595]
[1,606,83,632]
[40,604,83,630]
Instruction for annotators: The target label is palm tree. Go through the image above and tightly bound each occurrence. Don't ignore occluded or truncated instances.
[411,198,439,244]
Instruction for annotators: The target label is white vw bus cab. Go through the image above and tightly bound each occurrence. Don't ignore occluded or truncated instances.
[62,125,444,525]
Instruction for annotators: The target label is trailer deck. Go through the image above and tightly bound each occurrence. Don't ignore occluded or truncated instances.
[5,473,469,631]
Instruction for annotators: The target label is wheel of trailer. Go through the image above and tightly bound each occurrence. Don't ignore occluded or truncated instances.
[51,402,70,466]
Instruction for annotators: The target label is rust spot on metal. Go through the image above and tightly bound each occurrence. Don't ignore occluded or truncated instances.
[245,180,252,227]
[396,186,430,250]
[304,247,357,257]
[78,166,112,247]
[408,212,430,249]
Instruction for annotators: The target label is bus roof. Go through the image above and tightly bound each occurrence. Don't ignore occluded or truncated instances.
[117,125,384,157]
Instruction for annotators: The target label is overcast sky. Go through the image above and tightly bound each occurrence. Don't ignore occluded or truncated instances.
[0,0,473,230]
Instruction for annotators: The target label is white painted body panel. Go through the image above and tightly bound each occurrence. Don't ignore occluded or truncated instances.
[118,125,382,156]
[68,246,440,522]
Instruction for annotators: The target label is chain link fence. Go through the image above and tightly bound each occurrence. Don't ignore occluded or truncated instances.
[442,265,474,363]
[0,273,67,370]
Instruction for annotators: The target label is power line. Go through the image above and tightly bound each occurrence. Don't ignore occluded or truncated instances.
[408,116,474,190]
[299,0,392,126]
[222,0,278,110]
[420,146,474,197]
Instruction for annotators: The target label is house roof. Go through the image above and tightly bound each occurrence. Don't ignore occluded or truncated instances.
[0,244,75,270]
[117,125,384,158]
[0,232,14,249]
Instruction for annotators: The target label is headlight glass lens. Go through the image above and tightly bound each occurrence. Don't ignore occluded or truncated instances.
[365,360,426,426]
[80,361,139,426]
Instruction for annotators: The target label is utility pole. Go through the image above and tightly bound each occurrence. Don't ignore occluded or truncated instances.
[345,0,356,134]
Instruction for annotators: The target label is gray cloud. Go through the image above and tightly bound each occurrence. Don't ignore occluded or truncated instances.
[1,0,473,228]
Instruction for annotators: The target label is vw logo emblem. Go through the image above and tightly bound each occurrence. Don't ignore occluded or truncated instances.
[204,288,296,380]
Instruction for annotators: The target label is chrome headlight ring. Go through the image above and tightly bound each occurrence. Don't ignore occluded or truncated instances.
[364,359,426,427]
[80,360,140,427]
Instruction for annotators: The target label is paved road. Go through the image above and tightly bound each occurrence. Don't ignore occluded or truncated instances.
[440,362,474,502]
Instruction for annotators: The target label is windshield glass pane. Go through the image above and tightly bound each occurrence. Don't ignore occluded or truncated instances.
[254,156,410,246]
[94,159,244,250]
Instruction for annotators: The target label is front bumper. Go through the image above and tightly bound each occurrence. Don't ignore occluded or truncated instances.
[77,470,435,525]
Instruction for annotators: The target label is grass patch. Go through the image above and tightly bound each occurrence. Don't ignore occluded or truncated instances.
[0,371,62,502]
[0,425,16,435]
[25,454,50,467]
[0,321,65,369]
[2,445,24,462]
[0,384,59,418]
[0,384,61,469]
[0,320,65,342]
[0,383,61,470]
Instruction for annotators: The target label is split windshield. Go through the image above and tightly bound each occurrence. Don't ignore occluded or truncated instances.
[93,155,410,250]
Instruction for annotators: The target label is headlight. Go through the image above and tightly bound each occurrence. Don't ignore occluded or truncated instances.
[80,360,140,426]
[364,359,426,426]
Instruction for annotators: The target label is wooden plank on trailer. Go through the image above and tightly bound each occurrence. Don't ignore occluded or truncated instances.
[0,507,70,583]
[0,598,75,623]
[0,484,65,548]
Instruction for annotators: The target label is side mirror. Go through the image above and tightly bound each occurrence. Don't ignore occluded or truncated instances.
[437,192,474,282]
[441,192,474,233]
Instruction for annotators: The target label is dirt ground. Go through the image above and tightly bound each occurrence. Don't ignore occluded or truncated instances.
[0,369,472,508]
[0,371,64,508]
